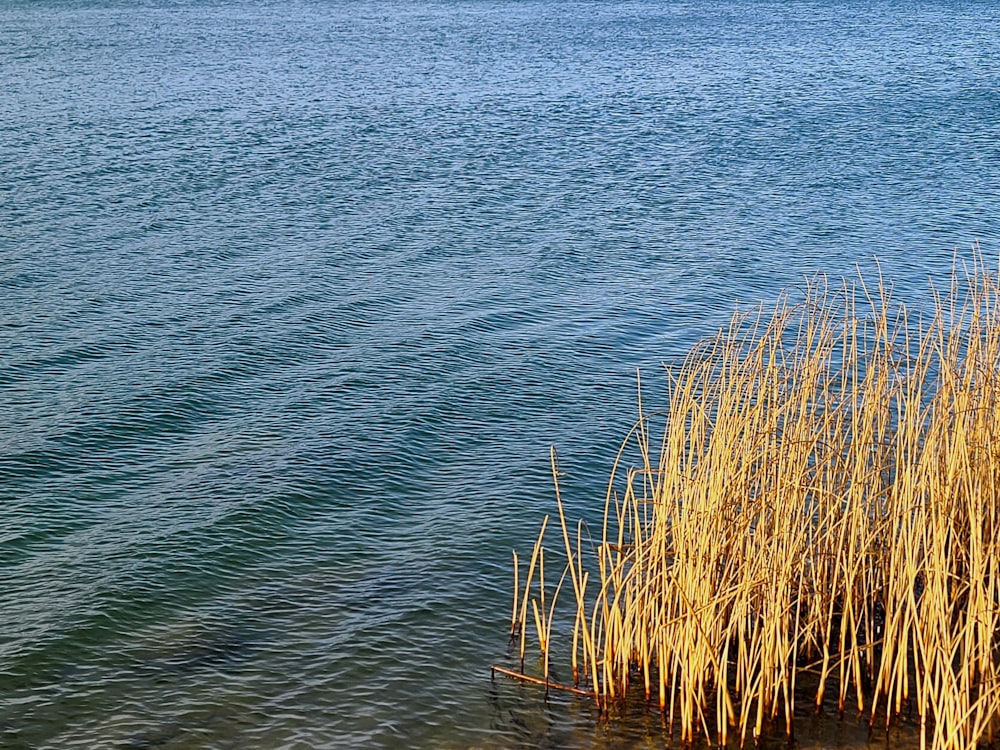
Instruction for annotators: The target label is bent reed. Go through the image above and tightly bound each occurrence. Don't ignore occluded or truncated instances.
[502,255,1000,750]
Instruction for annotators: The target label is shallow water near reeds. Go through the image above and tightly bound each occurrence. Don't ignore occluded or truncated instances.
[1,0,999,747]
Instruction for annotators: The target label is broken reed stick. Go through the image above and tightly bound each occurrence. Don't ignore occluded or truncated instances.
[490,665,594,697]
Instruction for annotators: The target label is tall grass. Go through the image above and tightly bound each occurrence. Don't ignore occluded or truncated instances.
[502,255,1000,750]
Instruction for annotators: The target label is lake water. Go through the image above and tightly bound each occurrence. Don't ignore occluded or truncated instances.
[2,0,999,747]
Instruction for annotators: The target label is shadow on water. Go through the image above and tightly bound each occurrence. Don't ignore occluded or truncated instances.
[486,663,925,750]
[0,618,275,750]
[132,625,266,676]
[114,623,274,750]
[119,723,182,750]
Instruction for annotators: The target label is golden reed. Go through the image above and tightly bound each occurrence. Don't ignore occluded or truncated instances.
[500,252,1000,750]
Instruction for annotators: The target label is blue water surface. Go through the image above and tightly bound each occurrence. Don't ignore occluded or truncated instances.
[1,0,999,747]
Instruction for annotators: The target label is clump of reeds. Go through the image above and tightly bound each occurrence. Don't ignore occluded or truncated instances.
[499,253,1000,750]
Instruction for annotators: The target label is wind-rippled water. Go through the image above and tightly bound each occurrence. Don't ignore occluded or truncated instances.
[1,0,999,747]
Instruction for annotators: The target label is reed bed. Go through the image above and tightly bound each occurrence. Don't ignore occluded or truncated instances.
[502,256,1000,750]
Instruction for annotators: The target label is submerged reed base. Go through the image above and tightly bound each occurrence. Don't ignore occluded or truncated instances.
[499,255,1000,750]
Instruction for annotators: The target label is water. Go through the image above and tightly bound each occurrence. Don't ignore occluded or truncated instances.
[1,0,999,747]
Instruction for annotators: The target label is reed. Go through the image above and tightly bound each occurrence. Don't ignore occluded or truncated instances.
[500,253,1000,750]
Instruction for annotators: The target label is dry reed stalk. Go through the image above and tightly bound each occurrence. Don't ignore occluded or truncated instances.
[499,250,1000,750]
[510,550,519,638]
[517,515,549,670]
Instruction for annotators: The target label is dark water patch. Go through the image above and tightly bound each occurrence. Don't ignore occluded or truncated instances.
[132,627,266,678]
[119,722,181,750]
